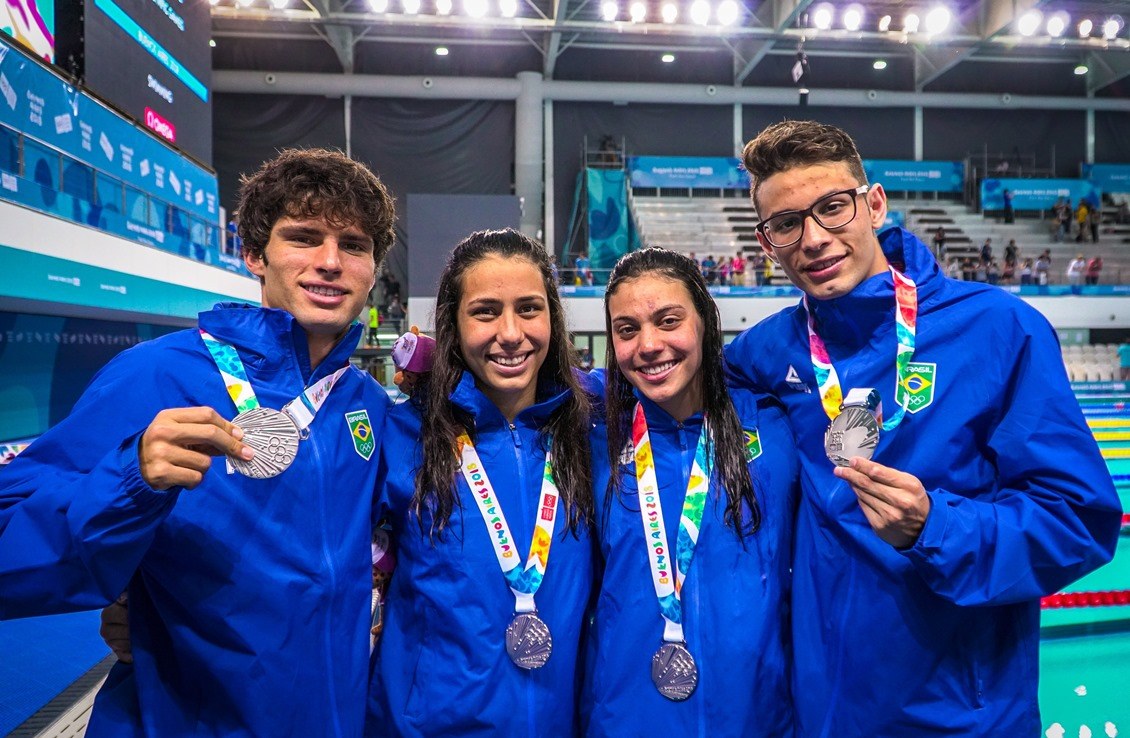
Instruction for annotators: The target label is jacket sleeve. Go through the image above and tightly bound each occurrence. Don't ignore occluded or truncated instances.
[902,317,1122,606]
[0,349,181,619]
[723,333,770,392]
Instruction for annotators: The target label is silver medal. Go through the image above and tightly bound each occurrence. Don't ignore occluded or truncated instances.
[505,612,553,669]
[651,641,698,701]
[824,404,880,466]
[229,407,301,478]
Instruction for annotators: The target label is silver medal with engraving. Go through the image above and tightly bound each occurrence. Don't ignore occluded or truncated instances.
[229,407,300,478]
[651,641,698,701]
[824,405,880,466]
[505,612,553,669]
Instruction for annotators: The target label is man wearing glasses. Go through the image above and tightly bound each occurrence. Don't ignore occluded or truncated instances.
[725,120,1120,736]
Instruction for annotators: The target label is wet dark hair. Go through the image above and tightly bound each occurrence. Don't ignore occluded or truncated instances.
[236,148,396,266]
[742,120,867,212]
[413,228,593,538]
[604,247,760,535]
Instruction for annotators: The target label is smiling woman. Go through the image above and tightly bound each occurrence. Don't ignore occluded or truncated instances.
[367,228,601,738]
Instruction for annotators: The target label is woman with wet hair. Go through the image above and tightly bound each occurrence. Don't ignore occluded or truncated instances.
[366,228,599,737]
[584,247,799,737]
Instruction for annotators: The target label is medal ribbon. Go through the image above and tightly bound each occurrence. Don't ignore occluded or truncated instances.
[458,431,560,614]
[803,266,918,431]
[199,329,348,432]
[631,403,711,644]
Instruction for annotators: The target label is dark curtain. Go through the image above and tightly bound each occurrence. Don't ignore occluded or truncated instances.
[923,108,1085,177]
[743,106,914,160]
[1096,111,1130,163]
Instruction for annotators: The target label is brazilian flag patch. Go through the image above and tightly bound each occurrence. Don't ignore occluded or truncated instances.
[345,410,375,461]
[743,428,763,462]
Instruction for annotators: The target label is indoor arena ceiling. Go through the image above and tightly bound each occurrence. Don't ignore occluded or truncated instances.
[209,0,1130,96]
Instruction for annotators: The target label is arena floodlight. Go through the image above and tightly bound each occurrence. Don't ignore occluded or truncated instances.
[1078,18,1093,37]
[873,59,887,70]
[689,0,711,26]
[464,0,488,17]
[402,0,421,13]
[1017,10,1042,36]
[661,53,675,63]
[903,12,920,34]
[1074,64,1088,75]
[209,38,217,47]
[500,0,518,17]
[209,0,221,5]
[1046,12,1068,38]
[1102,16,1123,40]
[367,0,388,11]
[629,1,646,22]
[435,46,449,55]
[236,0,255,7]
[601,0,618,21]
[924,6,950,35]
[270,0,289,8]
[435,0,453,13]
[661,2,678,23]
[717,0,740,26]
[812,3,834,30]
[878,14,891,32]
[842,4,864,32]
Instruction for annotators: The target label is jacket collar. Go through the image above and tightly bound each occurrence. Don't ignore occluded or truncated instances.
[449,369,575,432]
[197,303,363,384]
[632,389,705,433]
[804,228,943,351]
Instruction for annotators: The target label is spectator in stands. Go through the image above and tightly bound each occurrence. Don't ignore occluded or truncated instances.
[1002,189,1014,224]
[945,257,961,280]
[367,303,381,346]
[1117,200,1130,225]
[1085,255,1103,286]
[576,251,594,285]
[961,258,975,282]
[973,260,988,283]
[979,237,992,265]
[730,251,746,286]
[701,254,718,284]
[932,227,946,259]
[987,260,1000,285]
[729,119,1119,737]
[387,294,406,334]
[578,345,594,371]
[1075,200,1090,243]
[1067,253,1086,292]
[718,255,732,285]
[1036,250,1051,285]
[549,253,560,284]
[1089,205,1101,243]
[0,148,397,737]
[1020,258,1034,286]
[1054,197,1072,242]
[1004,239,1018,269]
[1119,342,1130,380]
[752,252,766,286]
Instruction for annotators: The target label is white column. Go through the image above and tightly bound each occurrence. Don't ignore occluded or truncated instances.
[515,71,545,239]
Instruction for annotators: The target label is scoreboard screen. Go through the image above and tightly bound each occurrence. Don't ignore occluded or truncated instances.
[75,0,211,165]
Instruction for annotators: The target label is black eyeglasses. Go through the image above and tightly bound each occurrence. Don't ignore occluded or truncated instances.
[756,185,870,249]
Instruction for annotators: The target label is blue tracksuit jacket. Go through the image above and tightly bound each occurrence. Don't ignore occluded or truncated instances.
[583,389,799,737]
[724,228,1122,736]
[0,304,388,737]
[366,371,596,737]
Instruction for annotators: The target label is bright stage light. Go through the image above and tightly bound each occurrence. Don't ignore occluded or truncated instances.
[924,6,950,35]
[661,53,675,63]
[629,1,646,22]
[812,3,834,30]
[689,0,711,26]
[1046,12,1068,38]
[878,14,891,32]
[601,0,618,21]
[903,13,920,34]
[367,0,388,11]
[464,0,488,17]
[270,0,289,8]
[717,0,739,26]
[500,0,518,17]
[661,2,678,23]
[1074,64,1088,75]
[236,0,255,7]
[435,46,449,55]
[435,0,453,13]
[1103,16,1123,40]
[842,4,863,31]
[1017,10,1042,36]
[402,0,421,13]
[873,59,887,70]
[1078,18,1093,37]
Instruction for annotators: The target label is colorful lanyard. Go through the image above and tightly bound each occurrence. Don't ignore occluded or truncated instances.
[803,266,918,431]
[632,403,711,644]
[199,329,349,433]
[458,431,560,614]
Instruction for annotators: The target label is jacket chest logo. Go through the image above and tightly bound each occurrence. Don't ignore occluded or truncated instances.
[345,410,375,460]
[896,362,937,414]
[784,364,811,394]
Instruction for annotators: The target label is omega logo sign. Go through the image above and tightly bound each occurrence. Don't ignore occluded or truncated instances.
[144,107,176,143]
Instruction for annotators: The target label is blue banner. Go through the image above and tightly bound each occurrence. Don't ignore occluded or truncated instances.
[883,211,905,231]
[0,36,217,222]
[1082,164,1130,194]
[863,159,963,193]
[981,178,1102,211]
[628,156,750,190]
